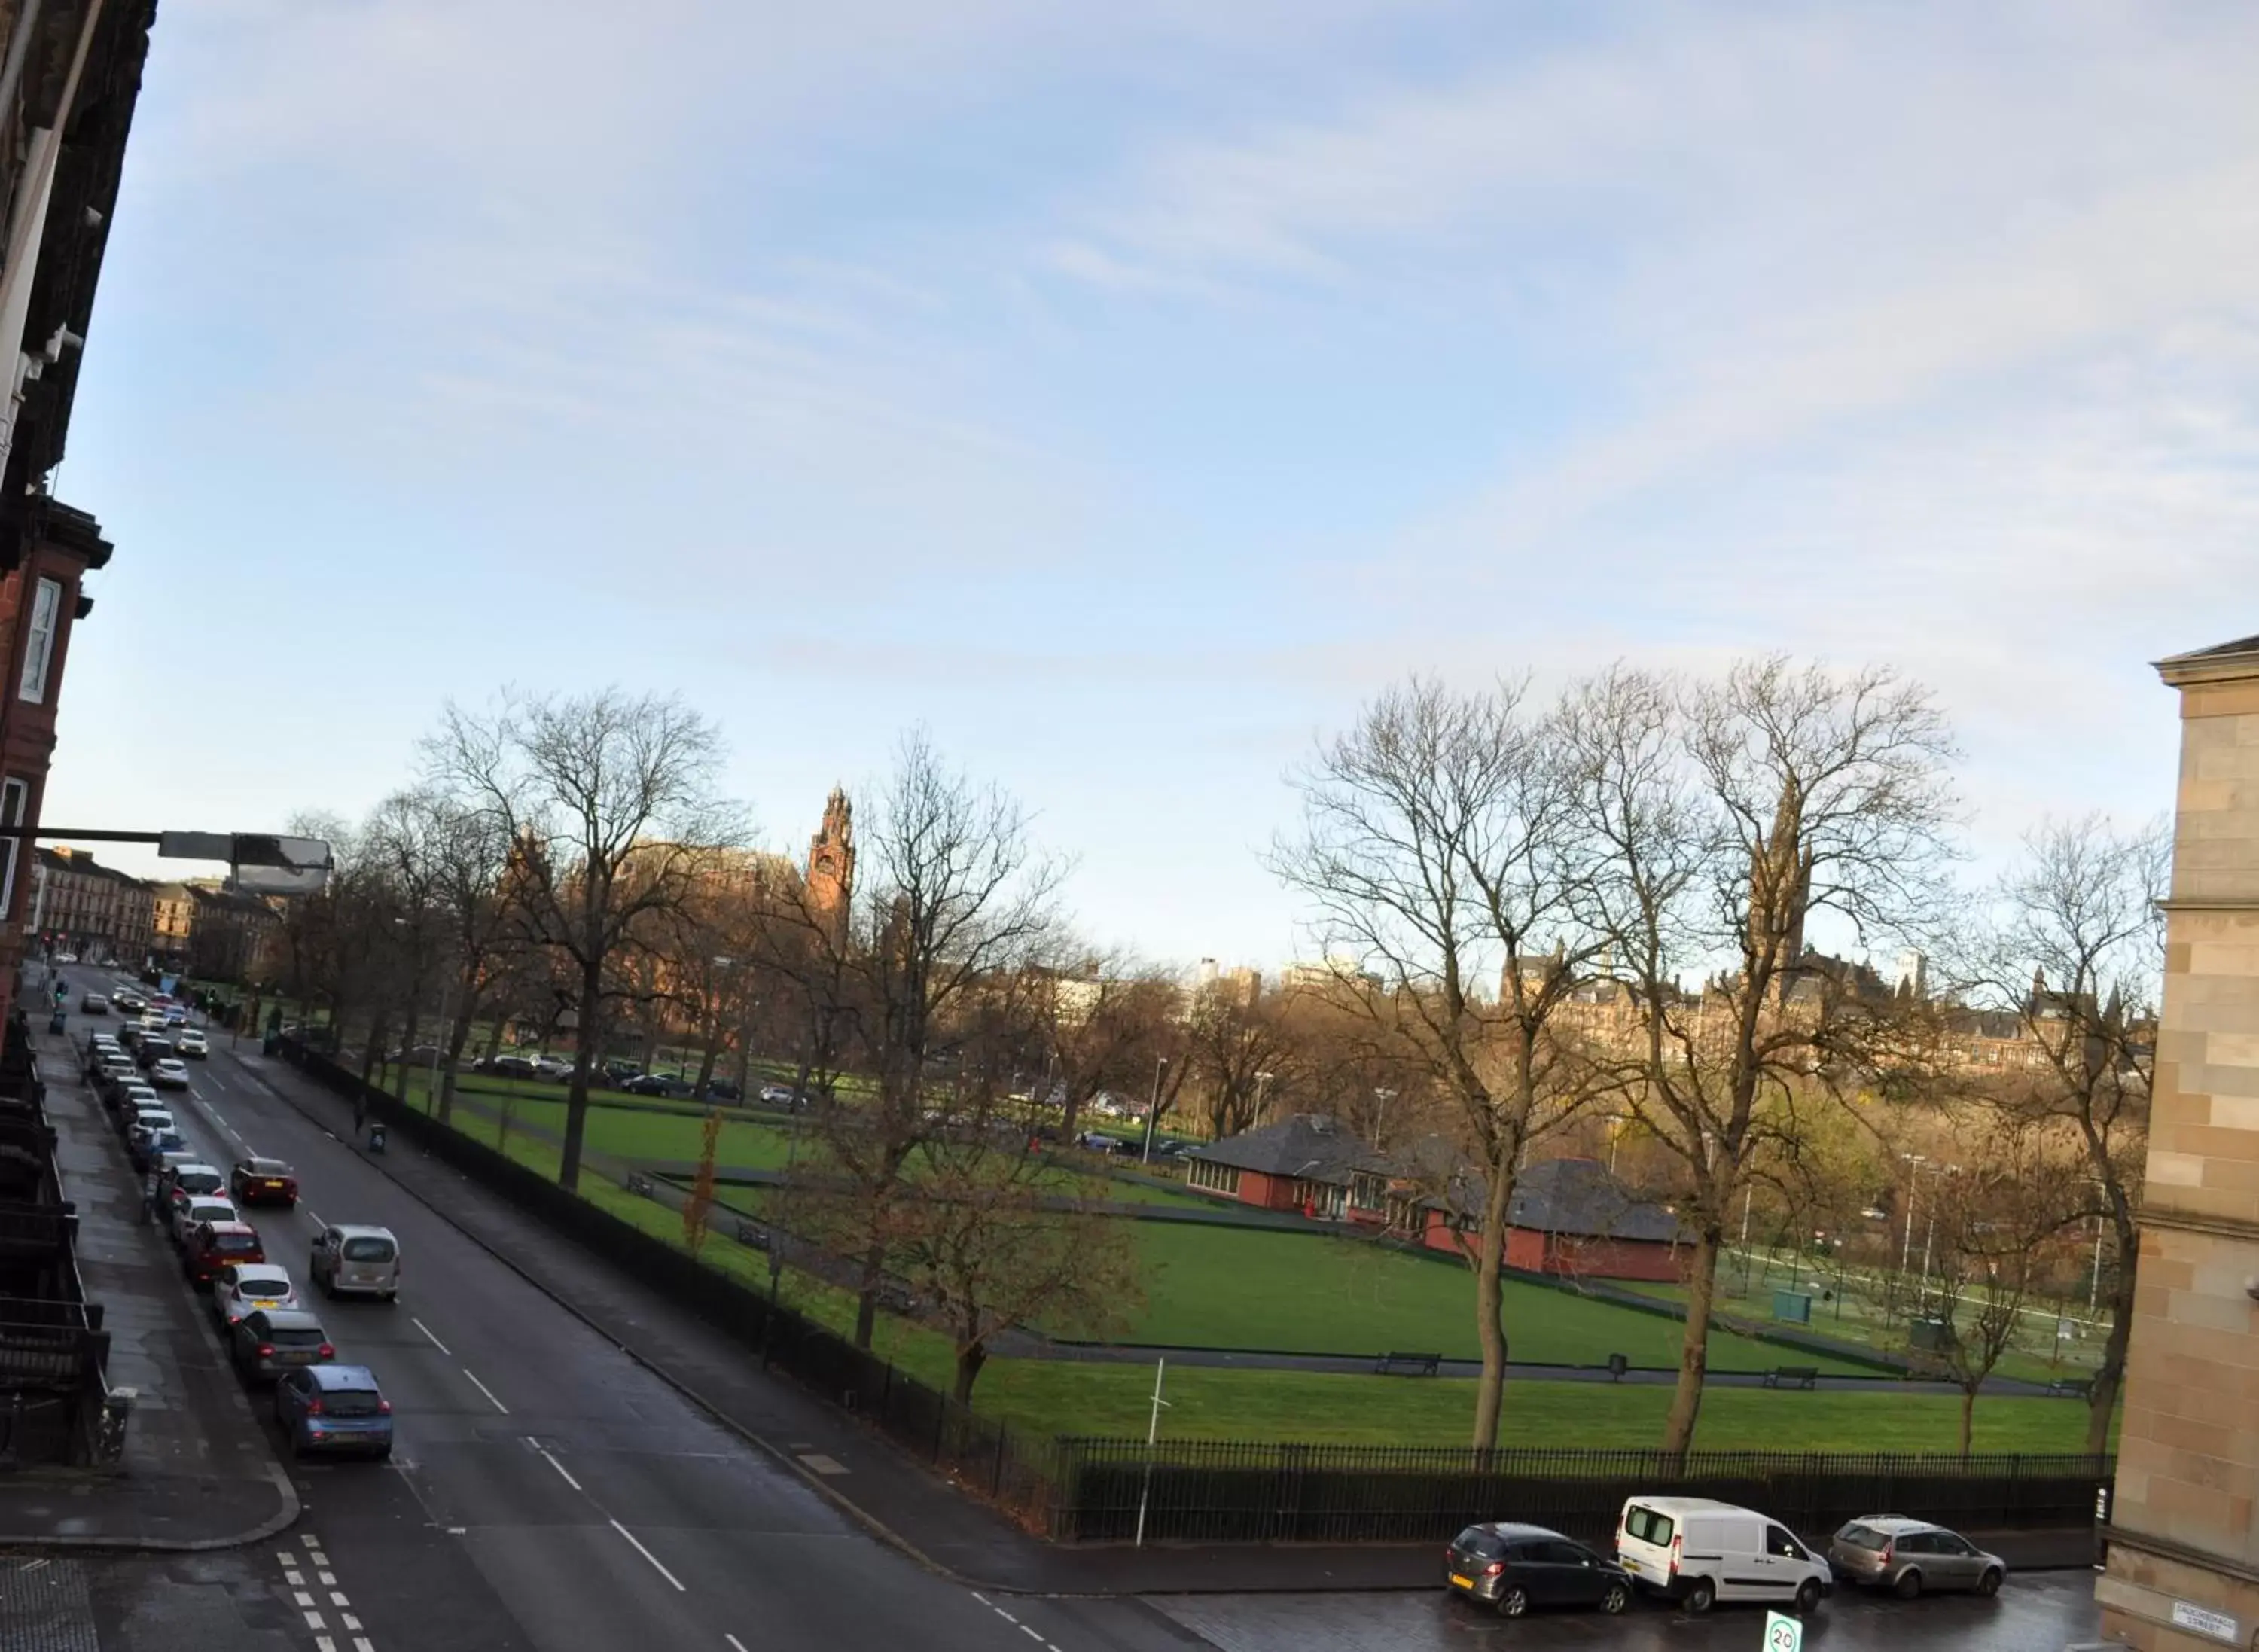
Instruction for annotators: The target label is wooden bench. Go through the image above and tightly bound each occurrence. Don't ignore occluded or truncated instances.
[2048,1377,2091,1400]
[1761,1366,1820,1390]
[1374,1352,1444,1377]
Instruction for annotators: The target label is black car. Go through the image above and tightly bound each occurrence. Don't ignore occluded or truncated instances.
[479,1054,537,1079]
[695,1078,741,1102]
[1446,1522,1633,1618]
[623,1073,691,1098]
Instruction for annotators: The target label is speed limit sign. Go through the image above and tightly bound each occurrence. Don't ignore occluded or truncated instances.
[1764,1609,1805,1651]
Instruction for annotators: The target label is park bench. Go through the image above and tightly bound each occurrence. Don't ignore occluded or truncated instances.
[2049,1376,2091,1400]
[1761,1366,1820,1390]
[622,1172,657,1198]
[1374,1352,1444,1377]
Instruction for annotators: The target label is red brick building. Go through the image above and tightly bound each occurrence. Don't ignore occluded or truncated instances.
[1187,1118,1689,1284]
[0,0,157,1044]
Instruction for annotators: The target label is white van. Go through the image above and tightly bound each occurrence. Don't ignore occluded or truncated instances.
[1614,1496,1833,1614]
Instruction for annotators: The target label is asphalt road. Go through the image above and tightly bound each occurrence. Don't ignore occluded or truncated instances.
[47,967,2104,1652]
[60,969,1209,1652]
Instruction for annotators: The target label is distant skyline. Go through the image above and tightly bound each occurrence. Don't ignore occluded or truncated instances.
[38,2,2249,971]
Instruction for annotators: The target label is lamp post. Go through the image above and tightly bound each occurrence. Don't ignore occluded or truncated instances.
[763,1099,805,1370]
[1140,1056,1169,1164]
[1898,1152,1928,1282]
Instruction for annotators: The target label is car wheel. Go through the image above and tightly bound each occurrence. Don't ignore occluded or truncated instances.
[1600,1581,1631,1615]
[1895,1569,1923,1600]
[1495,1586,1529,1618]
[1795,1577,1823,1614]
[1977,1568,2002,1598]
[1684,1578,1716,1614]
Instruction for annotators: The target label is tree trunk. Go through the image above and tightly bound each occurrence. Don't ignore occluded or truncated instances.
[394,1009,420,1105]
[694,1026,721,1093]
[558,960,602,1193]
[441,998,474,1126]
[2087,1244,2136,1456]
[1471,1160,1514,1449]
[1661,1225,1723,1457]
[1958,1385,1977,1459]
[853,1243,885,1349]
[953,1341,987,1404]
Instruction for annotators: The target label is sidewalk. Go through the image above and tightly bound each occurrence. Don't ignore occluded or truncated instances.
[0,1023,297,1550]
[235,1046,2100,1594]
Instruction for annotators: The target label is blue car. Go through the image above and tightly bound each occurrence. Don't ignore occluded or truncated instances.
[275,1364,392,1459]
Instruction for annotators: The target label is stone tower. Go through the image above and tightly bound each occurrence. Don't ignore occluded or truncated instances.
[805,786,855,943]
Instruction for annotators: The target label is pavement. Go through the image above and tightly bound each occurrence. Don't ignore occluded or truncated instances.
[0,1023,297,1550]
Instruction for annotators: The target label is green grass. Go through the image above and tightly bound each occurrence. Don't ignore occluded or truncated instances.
[967,1363,2105,1452]
[1125,1224,1872,1373]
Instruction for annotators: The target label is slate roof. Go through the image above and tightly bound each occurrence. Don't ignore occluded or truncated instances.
[1186,1114,1388,1184]
[1504,1157,1687,1245]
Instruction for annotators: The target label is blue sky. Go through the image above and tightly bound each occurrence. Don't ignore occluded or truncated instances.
[39,1,2256,972]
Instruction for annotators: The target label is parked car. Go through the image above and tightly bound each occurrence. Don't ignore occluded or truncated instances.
[127,1104,175,1138]
[695,1078,741,1102]
[213,1263,299,1328]
[602,1059,642,1084]
[309,1224,401,1301]
[276,1364,392,1459]
[112,990,145,1013]
[229,1307,333,1384]
[148,1057,191,1090]
[185,1220,266,1288]
[169,1194,239,1247]
[129,1126,186,1173]
[529,1056,573,1082]
[478,1054,537,1078]
[136,1037,177,1069]
[80,992,108,1014]
[1828,1517,2004,1599]
[1615,1497,1832,1614]
[1446,1522,1633,1617]
[178,1028,209,1058]
[230,1157,299,1208]
[152,1161,224,1209]
[757,1083,795,1107]
[110,1083,160,1120]
[622,1072,691,1098]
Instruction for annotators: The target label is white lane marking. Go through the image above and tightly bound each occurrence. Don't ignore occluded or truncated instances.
[303,1611,326,1632]
[996,1610,1020,1624]
[608,1519,687,1593]
[412,1317,451,1355]
[293,1590,315,1608]
[330,1592,350,1608]
[274,1550,296,1566]
[1020,1629,1044,1644]
[797,1452,849,1475]
[727,1636,751,1652]
[304,1209,327,1233]
[970,1593,991,1606]
[284,1569,304,1586]
[318,1570,335,1586]
[462,1368,510,1414]
[355,1640,376,1652]
[540,1448,582,1492]
[342,1614,362,1632]
[317,1638,336,1652]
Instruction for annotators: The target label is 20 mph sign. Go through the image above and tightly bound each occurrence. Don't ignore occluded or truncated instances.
[1764,1609,1804,1652]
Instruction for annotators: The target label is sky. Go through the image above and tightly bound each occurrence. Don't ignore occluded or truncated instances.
[37,1,2258,974]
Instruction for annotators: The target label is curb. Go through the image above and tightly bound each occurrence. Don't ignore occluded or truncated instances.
[0,1462,301,1554]
[230,1056,997,1593]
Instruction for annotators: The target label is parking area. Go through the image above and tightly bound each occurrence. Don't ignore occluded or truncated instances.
[1152,1568,2100,1651]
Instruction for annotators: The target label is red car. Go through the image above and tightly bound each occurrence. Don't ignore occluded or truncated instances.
[230,1157,298,1208]
[185,1220,265,1288]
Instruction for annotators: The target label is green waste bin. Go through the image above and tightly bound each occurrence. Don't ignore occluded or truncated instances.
[1772,1289,1813,1324]
[261,1032,279,1056]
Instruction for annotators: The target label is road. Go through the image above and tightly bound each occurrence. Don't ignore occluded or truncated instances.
[59,968,1207,1652]
[47,966,2104,1652]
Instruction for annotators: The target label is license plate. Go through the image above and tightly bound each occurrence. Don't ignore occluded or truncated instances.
[1449,1574,1474,1589]
[283,1351,317,1364]
[263,1181,285,1190]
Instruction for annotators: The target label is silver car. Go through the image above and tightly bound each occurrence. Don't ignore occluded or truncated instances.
[310,1224,401,1302]
[1829,1516,2004,1599]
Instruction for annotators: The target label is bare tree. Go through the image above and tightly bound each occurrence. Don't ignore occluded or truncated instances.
[1966,815,2163,1453]
[1183,986,1295,1141]
[795,731,1064,1347]
[1029,950,1181,1143]
[1572,658,1957,1456]
[1275,677,1602,1449]
[426,688,742,1192]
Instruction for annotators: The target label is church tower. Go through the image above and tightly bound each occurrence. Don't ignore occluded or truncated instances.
[806,786,855,943]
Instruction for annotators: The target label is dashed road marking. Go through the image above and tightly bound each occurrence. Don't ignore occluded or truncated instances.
[303,1609,326,1632]
[331,1591,350,1608]
[294,1590,315,1608]
[539,1447,582,1492]
[727,1636,751,1652]
[797,1452,849,1475]
[462,1368,510,1414]
[304,1209,327,1232]
[609,1519,686,1592]
[1020,1628,1044,1643]
[285,1568,304,1586]
[411,1317,451,1355]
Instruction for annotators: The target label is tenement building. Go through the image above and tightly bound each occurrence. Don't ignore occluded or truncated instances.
[2096,632,2259,1649]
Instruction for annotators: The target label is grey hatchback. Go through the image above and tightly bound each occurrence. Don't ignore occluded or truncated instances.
[1829,1516,2005,1599]
[1446,1522,1633,1617]
[229,1308,334,1385]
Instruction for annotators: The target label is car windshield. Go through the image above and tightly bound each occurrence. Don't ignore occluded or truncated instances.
[1837,1523,1891,1550]
[267,1327,325,1348]
[249,1161,291,1176]
[1623,1507,1675,1547]
[212,1233,260,1254]
[341,1237,395,1263]
[1453,1528,1508,1559]
[322,1388,382,1416]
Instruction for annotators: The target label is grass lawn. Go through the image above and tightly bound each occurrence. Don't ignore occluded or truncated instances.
[1127,1224,1873,1373]
[431,1103,2105,1453]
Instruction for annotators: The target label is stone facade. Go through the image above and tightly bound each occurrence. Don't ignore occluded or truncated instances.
[2098,633,2259,1650]
[805,785,854,943]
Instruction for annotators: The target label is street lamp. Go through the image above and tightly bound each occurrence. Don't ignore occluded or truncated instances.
[1139,1055,1169,1163]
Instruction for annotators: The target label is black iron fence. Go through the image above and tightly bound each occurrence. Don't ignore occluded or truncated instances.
[276,1039,1059,1525]
[1047,1437,2114,1544]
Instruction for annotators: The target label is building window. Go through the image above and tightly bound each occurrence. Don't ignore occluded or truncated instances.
[0,777,24,918]
[17,578,60,703]
[1187,1158,1241,1196]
